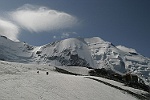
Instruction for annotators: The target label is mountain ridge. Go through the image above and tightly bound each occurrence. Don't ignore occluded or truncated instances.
[0,35,150,86]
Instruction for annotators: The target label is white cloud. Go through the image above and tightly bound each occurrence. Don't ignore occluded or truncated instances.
[53,36,57,39]
[10,4,78,32]
[61,32,77,39]
[0,18,19,41]
[61,33,70,39]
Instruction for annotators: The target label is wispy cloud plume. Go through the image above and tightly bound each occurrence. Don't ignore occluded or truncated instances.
[61,33,70,39]
[61,32,77,39]
[53,32,78,39]
[0,18,19,41]
[10,4,78,32]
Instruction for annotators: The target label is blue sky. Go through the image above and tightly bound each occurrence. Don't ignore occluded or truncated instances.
[0,0,150,57]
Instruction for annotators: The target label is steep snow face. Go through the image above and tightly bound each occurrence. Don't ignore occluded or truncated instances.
[84,37,126,73]
[33,38,96,67]
[116,45,137,53]
[0,35,34,62]
[0,36,150,85]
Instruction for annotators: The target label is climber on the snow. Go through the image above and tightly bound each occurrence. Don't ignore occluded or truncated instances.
[37,71,39,74]
[46,71,49,75]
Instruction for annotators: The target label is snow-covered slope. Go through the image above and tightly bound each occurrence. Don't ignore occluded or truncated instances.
[33,38,95,67]
[116,45,137,53]
[0,35,34,62]
[0,61,148,100]
[0,35,150,85]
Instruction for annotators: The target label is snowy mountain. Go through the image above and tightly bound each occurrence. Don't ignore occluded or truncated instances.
[0,35,150,86]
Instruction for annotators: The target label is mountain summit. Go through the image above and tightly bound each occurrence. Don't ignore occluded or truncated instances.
[0,35,150,85]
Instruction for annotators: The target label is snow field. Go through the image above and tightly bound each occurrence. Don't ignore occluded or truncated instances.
[0,61,149,100]
[0,67,139,100]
